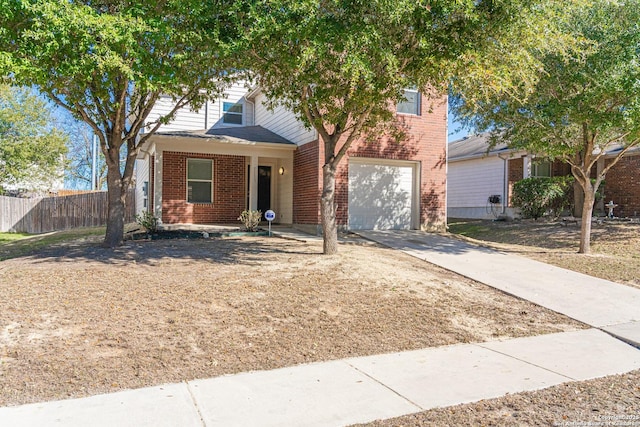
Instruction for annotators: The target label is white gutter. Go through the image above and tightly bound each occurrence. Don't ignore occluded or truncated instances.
[497,153,510,214]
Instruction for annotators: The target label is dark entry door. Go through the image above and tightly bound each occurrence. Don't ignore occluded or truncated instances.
[257,166,271,219]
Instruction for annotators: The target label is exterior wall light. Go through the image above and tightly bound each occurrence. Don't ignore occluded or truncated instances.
[279,167,285,175]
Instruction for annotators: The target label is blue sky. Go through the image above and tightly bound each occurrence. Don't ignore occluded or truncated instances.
[447,109,471,143]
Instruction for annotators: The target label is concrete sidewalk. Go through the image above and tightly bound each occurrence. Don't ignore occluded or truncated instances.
[1,329,639,427]
[358,230,640,348]
[2,230,640,426]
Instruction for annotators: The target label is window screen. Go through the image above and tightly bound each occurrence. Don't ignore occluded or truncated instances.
[187,159,213,203]
[397,89,420,115]
[223,102,243,125]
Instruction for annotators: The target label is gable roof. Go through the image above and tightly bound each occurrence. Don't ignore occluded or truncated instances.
[602,143,640,158]
[155,125,296,146]
[449,132,640,162]
[448,133,513,161]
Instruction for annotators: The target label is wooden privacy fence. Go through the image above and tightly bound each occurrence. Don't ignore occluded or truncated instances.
[0,190,136,233]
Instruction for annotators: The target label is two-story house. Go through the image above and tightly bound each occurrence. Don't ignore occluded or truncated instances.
[135,82,447,233]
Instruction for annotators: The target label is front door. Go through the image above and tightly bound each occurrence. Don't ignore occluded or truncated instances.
[257,166,272,219]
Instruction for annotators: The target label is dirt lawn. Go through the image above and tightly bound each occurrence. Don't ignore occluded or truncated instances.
[355,220,640,426]
[0,234,584,406]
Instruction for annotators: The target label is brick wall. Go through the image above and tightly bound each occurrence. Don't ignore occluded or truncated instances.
[293,140,322,224]
[508,157,524,206]
[345,97,447,230]
[296,95,448,231]
[604,154,640,217]
[551,160,571,177]
[161,151,245,224]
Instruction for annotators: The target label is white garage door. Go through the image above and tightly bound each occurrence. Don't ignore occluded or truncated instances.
[348,161,416,230]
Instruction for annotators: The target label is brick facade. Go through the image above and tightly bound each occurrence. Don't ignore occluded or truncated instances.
[604,154,640,217]
[161,151,246,224]
[508,157,524,205]
[293,140,322,225]
[344,100,447,230]
[295,95,448,231]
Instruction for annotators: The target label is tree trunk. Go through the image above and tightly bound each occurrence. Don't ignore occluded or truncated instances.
[573,180,584,218]
[578,188,595,254]
[321,162,338,255]
[103,155,126,248]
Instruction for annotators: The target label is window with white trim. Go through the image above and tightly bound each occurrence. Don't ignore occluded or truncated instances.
[187,159,213,203]
[532,161,551,177]
[397,89,420,115]
[223,102,243,125]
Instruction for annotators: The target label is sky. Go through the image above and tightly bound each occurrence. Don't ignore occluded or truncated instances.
[447,109,471,143]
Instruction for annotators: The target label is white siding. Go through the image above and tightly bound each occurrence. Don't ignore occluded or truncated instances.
[135,157,150,215]
[447,157,505,207]
[447,156,508,219]
[209,82,254,129]
[145,81,253,132]
[148,95,207,131]
[254,93,316,146]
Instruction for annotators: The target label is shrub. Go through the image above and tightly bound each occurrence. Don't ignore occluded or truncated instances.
[512,177,573,220]
[238,209,262,231]
[135,210,159,233]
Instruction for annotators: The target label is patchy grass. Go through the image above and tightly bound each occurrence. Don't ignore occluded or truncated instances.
[448,218,640,289]
[0,227,105,261]
[0,232,31,244]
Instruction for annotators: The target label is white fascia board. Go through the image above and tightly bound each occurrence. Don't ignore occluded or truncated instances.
[136,137,157,159]
[448,149,526,163]
[152,136,296,159]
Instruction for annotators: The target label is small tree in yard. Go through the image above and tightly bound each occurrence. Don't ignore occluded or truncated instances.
[0,84,68,194]
[451,0,640,254]
[1,0,238,247]
[244,0,563,255]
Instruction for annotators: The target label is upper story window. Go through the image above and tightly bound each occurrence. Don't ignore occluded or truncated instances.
[397,88,420,115]
[187,159,213,203]
[223,102,243,125]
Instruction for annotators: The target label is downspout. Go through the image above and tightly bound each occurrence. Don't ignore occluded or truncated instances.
[204,100,209,128]
[245,98,255,126]
[498,153,509,215]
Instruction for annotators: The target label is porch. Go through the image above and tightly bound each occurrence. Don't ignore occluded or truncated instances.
[141,126,297,226]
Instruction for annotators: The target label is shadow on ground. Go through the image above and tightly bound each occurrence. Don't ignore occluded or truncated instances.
[10,236,321,266]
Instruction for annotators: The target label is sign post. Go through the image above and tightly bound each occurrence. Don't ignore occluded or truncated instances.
[264,210,276,236]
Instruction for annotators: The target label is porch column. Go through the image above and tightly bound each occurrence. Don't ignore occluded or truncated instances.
[523,156,532,179]
[154,151,163,222]
[249,155,258,211]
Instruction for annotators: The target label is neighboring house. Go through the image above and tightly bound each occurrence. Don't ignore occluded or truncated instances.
[447,133,640,219]
[135,82,447,232]
[2,169,65,197]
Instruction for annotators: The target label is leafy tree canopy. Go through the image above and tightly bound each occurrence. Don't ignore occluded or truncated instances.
[453,0,640,156]
[0,84,68,194]
[451,0,640,253]
[242,0,577,253]
[1,0,241,246]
